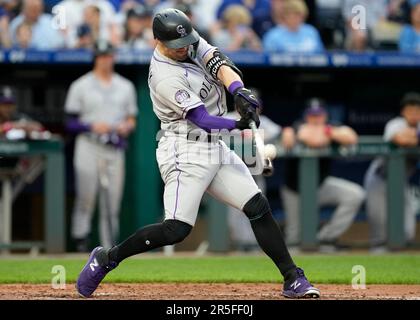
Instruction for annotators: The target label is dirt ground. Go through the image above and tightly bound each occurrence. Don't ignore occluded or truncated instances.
[0,283,420,300]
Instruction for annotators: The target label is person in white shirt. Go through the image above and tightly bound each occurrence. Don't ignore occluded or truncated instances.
[364,92,420,252]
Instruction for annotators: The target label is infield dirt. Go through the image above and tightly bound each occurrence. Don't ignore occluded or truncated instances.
[0,283,419,300]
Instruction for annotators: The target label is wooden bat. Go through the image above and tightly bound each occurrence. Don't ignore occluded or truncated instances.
[249,120,274,177]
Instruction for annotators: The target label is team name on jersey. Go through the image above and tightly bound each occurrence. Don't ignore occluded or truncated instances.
[199,74,214,100]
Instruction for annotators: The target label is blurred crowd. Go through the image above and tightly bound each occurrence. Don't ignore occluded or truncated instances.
[1,0,420,53]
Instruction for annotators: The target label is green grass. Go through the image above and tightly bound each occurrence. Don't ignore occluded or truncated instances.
[0,255,419,284]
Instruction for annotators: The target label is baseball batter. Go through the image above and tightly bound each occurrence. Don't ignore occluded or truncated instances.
[76,8,320,299]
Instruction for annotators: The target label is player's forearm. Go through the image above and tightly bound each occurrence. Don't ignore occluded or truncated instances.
[186,105,236,132]
[298,126,330,147]
[392,129,419,146]
[281,127,296,149]
[329,126,358,145]
[65,116,91,134]
[218,65,243,94]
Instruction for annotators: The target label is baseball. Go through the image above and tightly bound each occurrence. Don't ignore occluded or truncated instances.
[264,144,277,160]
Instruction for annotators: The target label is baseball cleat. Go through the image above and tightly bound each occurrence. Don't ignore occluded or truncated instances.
[282,267,320,299]
[76,246,118,298]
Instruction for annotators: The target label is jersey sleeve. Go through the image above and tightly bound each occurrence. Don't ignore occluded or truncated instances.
[64,81,83,114]
[155,77,203,119]
[195,36,217,62]
[384,118,407,142]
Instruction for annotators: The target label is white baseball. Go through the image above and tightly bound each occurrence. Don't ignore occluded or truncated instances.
[264,144,277,160]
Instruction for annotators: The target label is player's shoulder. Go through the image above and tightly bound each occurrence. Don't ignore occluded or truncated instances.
[385,116,407,129]
[150,55,188,87]
[151,53,184,76]
[384,117,406,133]
[194,36,217,59]
[383,117,407,140]
[70,72,94,88]
[113,73,134,88]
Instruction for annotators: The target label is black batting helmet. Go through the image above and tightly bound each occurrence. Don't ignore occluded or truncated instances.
[152,8,199,49]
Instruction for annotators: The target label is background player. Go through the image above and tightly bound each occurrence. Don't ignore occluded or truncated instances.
[281,99,365,252]
[364,92,420,253]
[76,8,320,299]
[65,40,138,251]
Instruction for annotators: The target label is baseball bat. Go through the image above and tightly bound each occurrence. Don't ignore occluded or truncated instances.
[249,120,274,177]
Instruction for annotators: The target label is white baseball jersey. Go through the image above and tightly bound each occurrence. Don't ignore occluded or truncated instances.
[148,37,227,135]
[65,71,137,248]
[65,72,138,126]
[149,37,260,226]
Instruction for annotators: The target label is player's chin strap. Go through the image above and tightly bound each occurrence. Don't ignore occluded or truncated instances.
[205,49,243,81]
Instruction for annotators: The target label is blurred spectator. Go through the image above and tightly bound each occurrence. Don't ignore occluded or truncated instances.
[342,0,388,51]
[108,0,122,11]
[1,0,21,48]
[190,0,222,33]
[116,0,152,28]
[121,4,154,49]
[75,23,94,49]
[211,4,262,51]
[14,21,32,48]
[216,0,272,37]
[119,0,161,13]
[388,0,411,24]
[281,99,365,252]
[52,0,85,47]
[65,40,137,251]
[0,12,11,48]
[0,0,20,18]
[315,0,345,49]
[9,0,64,49]
[53,0,120,48]
[79,5,102,46]
[364,92,420,253]
[262,0,324,53]
[174,3,210,42]
[270,0,285,25]
[399,0,420,53]
[153,0,220,36]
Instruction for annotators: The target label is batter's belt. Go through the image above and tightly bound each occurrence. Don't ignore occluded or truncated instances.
[162,130,223,143]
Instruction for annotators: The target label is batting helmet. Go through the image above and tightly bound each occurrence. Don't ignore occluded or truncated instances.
[152,8,199,49]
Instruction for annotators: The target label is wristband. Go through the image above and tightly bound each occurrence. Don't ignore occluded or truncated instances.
[324,125,333,137]
[228,81,244,95]
[1,122,14,133]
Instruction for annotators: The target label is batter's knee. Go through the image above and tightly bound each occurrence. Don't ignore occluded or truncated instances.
[242,193,271,221]
[162,219,192,244]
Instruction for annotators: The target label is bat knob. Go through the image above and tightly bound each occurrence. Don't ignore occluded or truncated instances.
[263,158,274,177]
